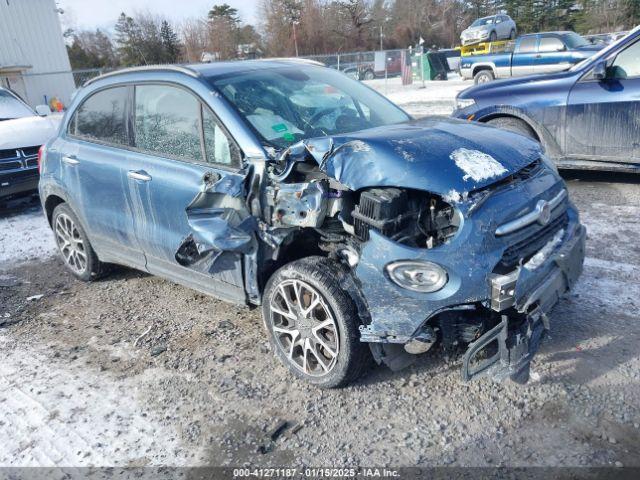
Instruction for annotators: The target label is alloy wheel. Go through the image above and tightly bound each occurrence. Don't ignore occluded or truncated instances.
[54,213,87,274]
[269,279,340,377]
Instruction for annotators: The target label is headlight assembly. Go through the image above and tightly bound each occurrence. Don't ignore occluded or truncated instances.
[386,260,448,293]
[455,98,476,110]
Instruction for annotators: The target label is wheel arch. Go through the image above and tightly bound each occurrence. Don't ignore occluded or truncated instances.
[472,64,496,78]
[477,109,562,158]
[44,194,67,226]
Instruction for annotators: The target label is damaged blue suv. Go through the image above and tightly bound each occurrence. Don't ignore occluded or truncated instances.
[39,61,586,388]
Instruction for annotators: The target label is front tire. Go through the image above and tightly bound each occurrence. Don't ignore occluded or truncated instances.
[262,257,372,388]
[362,69,375,81]
[509,29,516,40]
[486,117,537,140]
[489,31,497,42]
[52,203,107,281]
[474,69,495,84]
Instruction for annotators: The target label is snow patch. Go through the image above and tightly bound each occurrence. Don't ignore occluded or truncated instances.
[0,209,57,268]
[348,140,371,153]
[450,148,508,182]
[443,189,462,203]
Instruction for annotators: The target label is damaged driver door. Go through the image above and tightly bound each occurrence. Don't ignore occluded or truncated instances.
[126,83,252,303]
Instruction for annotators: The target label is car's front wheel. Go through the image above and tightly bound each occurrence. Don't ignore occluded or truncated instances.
[474,69,495,84]
[362,69,375,81]
[52,203,107,281]
[486,117,537,140]
[262,257,372,388]
[509,29,516,40]
[489,31,497,42]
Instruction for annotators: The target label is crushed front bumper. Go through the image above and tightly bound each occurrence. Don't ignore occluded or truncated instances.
[461,223,586,383]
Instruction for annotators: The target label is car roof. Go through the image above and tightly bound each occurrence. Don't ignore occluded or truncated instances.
[84,58,325,86]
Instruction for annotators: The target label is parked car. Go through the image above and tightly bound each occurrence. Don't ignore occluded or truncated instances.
[460,31,603,84]
[39,62,585,387]
[453,27,640,173]
[0,87,61,203]
[460,14,516,46]
[357,50,403,80]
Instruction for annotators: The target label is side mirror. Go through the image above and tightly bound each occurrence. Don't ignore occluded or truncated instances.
[592,60,607,80]
[35,105,52,116]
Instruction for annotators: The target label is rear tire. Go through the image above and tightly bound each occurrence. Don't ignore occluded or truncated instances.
[52,203,108,281]
[363,69,375,81]
[262,256,373,388]
[486,117,538,140]
[474,69,495,84]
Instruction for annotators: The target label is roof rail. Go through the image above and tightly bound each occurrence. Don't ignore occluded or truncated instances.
[258,57,325,67]
[84,65,201,86]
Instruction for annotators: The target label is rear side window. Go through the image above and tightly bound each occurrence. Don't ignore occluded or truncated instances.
[539,37,565,52]
[134,84,202,161]
[517,37,538,53]
[71,87,128,145]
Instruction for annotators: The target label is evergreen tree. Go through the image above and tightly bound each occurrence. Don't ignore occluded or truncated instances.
[114,12,144,66]
[160,20,182,63]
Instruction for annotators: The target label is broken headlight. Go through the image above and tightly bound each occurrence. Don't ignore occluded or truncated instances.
[386,260,448,293]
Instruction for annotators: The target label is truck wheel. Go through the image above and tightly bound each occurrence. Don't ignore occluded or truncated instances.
[52,203,108,281]
[363,69,375,81]
[509,29,516,40]
[262,256,373,388]
[489,31,497,42]
[486,117,537,140]
[474,69,495,84]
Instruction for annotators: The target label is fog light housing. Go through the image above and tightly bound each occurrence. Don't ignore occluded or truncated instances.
[386,260,448,293]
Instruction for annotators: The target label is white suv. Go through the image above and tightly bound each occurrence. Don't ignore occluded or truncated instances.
[460,14,517,45]
[0,88,62,202]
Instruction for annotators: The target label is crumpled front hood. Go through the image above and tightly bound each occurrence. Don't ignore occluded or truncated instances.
[302,117,541,195]
[0,115,61,150]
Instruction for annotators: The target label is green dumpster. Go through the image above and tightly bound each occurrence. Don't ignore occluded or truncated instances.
[412,52,447,81]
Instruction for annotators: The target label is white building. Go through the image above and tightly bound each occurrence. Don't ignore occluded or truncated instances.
[0,0,75,108]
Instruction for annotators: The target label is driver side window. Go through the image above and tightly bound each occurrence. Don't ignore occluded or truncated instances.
[611,40,640,79]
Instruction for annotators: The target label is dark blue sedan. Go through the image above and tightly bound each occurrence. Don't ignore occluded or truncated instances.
[453,26,640,173]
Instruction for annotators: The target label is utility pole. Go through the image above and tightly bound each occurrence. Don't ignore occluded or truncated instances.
[292,21,299,57]
[380,25,383,50]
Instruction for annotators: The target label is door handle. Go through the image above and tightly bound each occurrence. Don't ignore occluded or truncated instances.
[62,155,79,166]
[127,170,152,182]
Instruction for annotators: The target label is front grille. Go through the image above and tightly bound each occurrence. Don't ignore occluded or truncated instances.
[0,149,19,160]
[0,145,41,172]
[0,160,23,171]
[500,211,569,268]
[21,146,40,157]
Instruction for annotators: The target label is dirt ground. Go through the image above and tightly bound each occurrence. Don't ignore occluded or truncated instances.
[1,170,639,469]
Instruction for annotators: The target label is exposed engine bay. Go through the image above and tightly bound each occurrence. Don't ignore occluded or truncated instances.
[264,159,461,252]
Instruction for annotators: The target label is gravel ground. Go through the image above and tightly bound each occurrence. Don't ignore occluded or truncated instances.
[1,173,639,469]
[0,77,639,469]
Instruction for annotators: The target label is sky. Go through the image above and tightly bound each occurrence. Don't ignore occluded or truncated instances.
[57,0,261,32]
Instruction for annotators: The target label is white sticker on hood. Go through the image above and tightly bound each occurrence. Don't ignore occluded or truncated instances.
[450,148,508,182]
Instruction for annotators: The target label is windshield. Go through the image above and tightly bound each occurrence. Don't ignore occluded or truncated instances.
[563,32,589,49]
[471,17,494,27]
[569,26,640,72]
[0,90,34,120]
[210,66,410,149]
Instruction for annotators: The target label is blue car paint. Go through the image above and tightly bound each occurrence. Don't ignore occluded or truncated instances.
[301,118,541,193]
[40,61,586,380]
[460,32,602,81]
[453,27,640,171]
